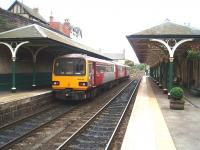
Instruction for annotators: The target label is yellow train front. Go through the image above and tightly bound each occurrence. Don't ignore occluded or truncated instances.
[52,54,89,100]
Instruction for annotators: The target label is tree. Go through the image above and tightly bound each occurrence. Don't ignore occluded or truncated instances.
[125,59,134,68]
[138,64,146,70]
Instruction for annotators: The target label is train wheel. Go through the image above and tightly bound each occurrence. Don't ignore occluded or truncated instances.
[90,89,97,99]
[93,89,97,97]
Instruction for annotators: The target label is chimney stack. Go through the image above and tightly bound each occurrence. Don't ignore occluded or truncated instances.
[50,15,54,22]
[64,19,70,27]
[49,11,54,23]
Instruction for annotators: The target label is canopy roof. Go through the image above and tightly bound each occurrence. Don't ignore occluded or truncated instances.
[133,22,200,36]
[127,22,200,66]
[0,24,111,60]
[102,53,125,60]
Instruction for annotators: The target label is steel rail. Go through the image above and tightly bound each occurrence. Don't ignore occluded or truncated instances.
[105,78,141,150]
[0,103,58,131]
[56,80,136,150]
[0,103,79,150]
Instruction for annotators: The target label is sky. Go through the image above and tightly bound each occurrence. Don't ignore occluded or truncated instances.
[1,0,200,63]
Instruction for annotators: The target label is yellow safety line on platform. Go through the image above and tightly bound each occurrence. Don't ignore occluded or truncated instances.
[121,76,176,150]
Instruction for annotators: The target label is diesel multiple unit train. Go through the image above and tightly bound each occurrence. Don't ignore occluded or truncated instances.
[52,54,130,100]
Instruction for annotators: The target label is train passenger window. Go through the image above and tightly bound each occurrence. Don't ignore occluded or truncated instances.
[104,65,114,72]
[96,64,106,73]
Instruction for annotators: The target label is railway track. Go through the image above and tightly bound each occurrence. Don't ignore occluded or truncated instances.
[0,103,76,150]
[56,80,139,150]
[6,80,135,150]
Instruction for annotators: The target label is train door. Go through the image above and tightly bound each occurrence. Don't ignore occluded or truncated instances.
[115,65,118,79]
[88,62,95,86]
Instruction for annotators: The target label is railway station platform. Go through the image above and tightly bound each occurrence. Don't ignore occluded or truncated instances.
[0,89,51,104]
[121,76,176,150]
[0,89,53,127]
[122,76,200,150]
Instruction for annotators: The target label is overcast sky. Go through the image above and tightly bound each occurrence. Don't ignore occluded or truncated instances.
[1,0,200,63]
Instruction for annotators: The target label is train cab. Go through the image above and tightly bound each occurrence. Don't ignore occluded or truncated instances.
[52,54,89,100]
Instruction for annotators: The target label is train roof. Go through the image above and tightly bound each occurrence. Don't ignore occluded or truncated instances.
[56,54,115,65]
[112,62,130,68]
[56,54,130,68]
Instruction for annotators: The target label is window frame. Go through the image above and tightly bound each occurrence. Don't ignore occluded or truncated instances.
[53,58,86,76]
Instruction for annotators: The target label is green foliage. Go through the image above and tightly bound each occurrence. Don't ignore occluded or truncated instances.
[187,49,200,60]
[135,63,146,70]
[125,59,134,67]
[124,60,146,79]
[170,87,184,100]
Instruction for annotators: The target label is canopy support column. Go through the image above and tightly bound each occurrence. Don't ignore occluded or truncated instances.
[159,62,163,88]
[0,41,29,92]
[168,57,174,98]
[150,38,193,96]
[156,66,158,81]
[163,61,168,94]
[153,67,156,80]
[11,57,16,92]
[32,55,37,88]
[156,65,159,84]
[27,46,48,88]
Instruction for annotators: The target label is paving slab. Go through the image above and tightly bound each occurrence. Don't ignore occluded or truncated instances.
[150,77,200,150]
[0,89,51,104]
[121,76,175,150]
[184,90,200,108]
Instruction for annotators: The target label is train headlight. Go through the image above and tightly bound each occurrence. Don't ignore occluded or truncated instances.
[52,81,60,85]
[79,82,88,86]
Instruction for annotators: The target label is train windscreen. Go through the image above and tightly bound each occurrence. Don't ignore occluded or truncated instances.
[54,58,85,75]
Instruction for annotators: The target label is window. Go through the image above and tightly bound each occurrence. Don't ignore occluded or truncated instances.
[105,65,114,72]
[96,64,105,72]
[54,58,85,75]
[96,64,114,73]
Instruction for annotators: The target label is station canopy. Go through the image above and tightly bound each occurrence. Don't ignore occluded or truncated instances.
[0,24,111,60]
[127,22,200,66]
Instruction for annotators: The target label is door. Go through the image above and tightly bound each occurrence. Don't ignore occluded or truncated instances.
[88,62,95,86]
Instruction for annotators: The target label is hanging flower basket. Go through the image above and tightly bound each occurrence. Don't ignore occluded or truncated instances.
[186,49,200,60]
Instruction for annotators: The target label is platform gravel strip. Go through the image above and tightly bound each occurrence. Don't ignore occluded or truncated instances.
[0,104,73,149]
[58,80,138,150]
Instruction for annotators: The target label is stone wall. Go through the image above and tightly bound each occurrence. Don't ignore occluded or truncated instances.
[0,91,54,127]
